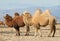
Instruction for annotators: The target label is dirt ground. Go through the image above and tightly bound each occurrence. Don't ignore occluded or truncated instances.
[0,24,60,41]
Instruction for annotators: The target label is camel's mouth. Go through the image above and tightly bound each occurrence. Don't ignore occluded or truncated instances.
[4,16,9,19]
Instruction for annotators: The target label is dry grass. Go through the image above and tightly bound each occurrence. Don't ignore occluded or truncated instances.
[0,24,60,41]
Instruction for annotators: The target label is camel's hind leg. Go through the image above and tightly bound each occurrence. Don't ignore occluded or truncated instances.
[48,19,56,37]
[48,25,56,37]
[52,25,56,37]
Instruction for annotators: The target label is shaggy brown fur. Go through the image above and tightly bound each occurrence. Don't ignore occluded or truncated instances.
[4,13,25,36]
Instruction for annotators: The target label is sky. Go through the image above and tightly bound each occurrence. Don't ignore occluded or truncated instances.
[0,0,60,10]
[0,0,60,21]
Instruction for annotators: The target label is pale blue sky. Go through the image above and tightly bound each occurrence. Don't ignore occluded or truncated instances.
[0,0,60,21]
[0,0,60,10]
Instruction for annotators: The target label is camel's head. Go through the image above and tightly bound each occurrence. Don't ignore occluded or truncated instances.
[22,11,32,18]
[4,14,12,21]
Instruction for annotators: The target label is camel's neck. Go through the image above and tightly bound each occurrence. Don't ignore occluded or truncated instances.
[5,20,13,27]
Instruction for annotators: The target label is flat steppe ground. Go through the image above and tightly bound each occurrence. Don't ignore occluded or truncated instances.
[0,24,60,41]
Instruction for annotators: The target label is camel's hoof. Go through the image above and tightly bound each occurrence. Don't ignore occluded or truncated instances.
[48,35,50,37]
[16,34,20,36]
[40,35,42,37]
[52,35,54,37]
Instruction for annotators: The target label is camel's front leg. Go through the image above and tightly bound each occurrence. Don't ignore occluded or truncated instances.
[16,29,20,36]
[25,26,30,36]
[38,28,42,37]
[34,27,38,36]
[13,24,20,36]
